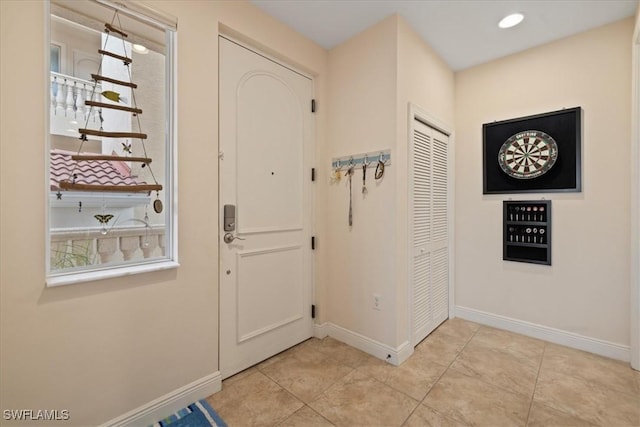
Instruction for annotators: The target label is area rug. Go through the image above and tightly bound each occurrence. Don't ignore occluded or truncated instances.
[150,400,226,427]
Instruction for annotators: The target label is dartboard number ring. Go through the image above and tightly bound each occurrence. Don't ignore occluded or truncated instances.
[498,130,558,179]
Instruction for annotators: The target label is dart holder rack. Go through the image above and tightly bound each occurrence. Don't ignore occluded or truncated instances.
[503,200,551,265]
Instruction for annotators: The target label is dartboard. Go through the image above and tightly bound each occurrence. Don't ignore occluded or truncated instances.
[498,130,558,179]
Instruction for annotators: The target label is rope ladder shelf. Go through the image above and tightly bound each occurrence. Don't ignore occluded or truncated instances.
[71,154,152,164]
[91,74,137,88]
[97,49,132,64]
[59,182,162,193]
[58,12,164,209]
[84,100,142,114]
[78,129,147,139]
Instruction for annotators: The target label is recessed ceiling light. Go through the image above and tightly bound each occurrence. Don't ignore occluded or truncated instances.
[132,44,149,54]
[498,13,524,29]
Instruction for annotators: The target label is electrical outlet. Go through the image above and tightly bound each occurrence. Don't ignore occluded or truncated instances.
[373,293,381,311]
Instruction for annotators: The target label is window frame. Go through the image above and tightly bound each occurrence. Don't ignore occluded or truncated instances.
[45,0,178,287]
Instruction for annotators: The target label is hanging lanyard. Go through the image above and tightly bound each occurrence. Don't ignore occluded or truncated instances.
[347,166,353,226]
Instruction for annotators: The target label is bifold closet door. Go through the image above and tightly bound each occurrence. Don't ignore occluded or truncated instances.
[411,119,450,346]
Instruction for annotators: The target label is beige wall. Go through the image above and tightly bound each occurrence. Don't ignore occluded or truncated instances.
[0,1,327,425]
[325,15,455,349]
[395,17,455,346]
[455,18,634,346]
[631,6,640,368]
[325,15,398,347]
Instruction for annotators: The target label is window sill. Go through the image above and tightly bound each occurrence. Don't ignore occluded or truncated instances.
[46,260,180,287]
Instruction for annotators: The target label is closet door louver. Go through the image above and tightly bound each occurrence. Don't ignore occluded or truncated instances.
[411,120,449,345]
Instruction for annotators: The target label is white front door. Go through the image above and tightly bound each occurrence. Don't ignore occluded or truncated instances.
[219,37,314,379]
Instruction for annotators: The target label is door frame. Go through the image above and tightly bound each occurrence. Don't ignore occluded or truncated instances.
[407,103,455,348]
[217,33,316,375]
[631,21,639,371]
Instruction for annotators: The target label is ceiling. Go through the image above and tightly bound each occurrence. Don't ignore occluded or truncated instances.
[250,0,638,71]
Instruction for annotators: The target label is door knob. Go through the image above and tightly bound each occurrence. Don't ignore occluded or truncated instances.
[224,232,245,244]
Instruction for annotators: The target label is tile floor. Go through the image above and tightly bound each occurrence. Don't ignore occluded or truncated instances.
[206,318,640,426]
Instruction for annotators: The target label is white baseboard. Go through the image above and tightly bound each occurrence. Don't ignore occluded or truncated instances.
[314,322,329,339]
[101,371,222,427]
[314,322,413,366]
[455,306,630,362]
[395,340,414,365]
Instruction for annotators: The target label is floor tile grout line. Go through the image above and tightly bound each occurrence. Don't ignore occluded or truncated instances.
[541,369,640,408]
[417,324,542,426]
[267,377,310,426]
[442,324,547,402]
[423,324,481,396]
[539,360,640,399]
[309,366,413,426]
[275,404,336,427]
[443,363,534,399]
[349,350,442,405]
[376,360,450,405]
[255,338,361,386]
[470,333,547,360]
[524,341,547,427]
[304,404,337,427]
[324,338,433,405]
[414,327,481,424]
[531,400,598,426]
[210,369,305,427]
[219,367,262,391]
[353,352,430,425]
[260,357,358,408]
[399,322,483,426]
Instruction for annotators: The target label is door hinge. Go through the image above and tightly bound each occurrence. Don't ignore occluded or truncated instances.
[311,236,316,250]
[311,304,316,319]
[311,99,316,113]
[311,168,316,181]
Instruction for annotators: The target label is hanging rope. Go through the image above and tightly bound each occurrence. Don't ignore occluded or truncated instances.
[64,10,161,193]
[114,11,160,189]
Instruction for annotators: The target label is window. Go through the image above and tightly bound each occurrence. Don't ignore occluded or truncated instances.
[50,43,62,73]
[46,0,177,286]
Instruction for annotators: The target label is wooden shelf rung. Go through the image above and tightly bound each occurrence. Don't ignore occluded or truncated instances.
[98,49,132,64]
[85,100,142,114]
[91,74,137,88]
[59,182,161,193]
[71,155,152,163]
[105,23,128,38]
[78,128,147,139]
